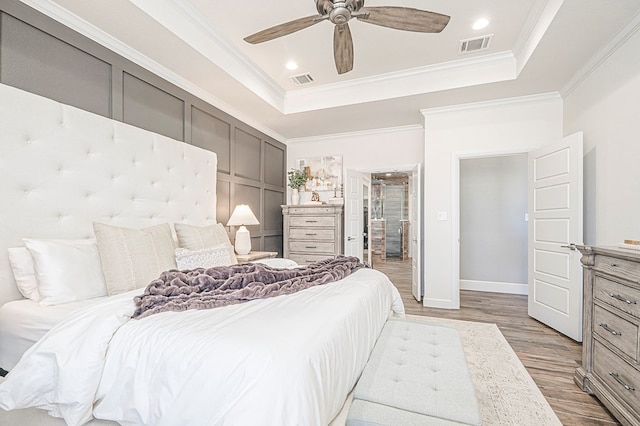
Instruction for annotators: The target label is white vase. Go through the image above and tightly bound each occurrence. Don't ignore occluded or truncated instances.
[291,188,300,205]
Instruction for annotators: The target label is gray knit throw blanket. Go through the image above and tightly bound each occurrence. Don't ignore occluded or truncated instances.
[132,255,368,319]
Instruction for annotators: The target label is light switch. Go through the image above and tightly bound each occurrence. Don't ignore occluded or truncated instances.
[524,213,529,222]
[437,211,448,221]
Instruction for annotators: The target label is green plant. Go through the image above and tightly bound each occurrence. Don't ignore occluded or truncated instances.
[287,169,307,189]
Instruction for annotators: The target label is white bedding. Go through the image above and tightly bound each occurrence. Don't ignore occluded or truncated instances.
[0,297,108,371]
[0,268,404,425]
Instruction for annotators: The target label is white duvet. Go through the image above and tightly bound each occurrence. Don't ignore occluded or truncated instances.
[0,268,404,426]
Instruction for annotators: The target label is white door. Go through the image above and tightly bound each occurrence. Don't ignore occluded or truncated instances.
[411,164,423,302]
[528,132,583,341]
[344,169,369,261]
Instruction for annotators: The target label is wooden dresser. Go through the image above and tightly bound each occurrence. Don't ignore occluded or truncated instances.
[575,245,640,426]
[282,205,343,265]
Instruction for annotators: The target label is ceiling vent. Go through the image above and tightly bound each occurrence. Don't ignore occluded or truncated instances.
[459,35,493,54]
[290,73,315,86]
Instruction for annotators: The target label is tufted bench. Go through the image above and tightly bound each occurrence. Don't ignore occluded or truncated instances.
[347,318,481,425]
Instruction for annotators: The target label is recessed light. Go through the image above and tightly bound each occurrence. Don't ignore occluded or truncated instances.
[286,61,298,71]
[472,18,489,30]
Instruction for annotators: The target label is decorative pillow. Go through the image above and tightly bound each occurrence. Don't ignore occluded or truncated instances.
[22,239,107,306]
[7,247,41,302]
[93,222,177,295]
[174,223,237,264]
[175,244,234,270]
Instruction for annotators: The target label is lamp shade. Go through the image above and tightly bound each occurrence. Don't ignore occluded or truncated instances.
[226,204,259,227]
[226,205,259,255]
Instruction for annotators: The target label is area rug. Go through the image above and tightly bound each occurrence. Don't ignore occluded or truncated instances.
[406,315,562,425]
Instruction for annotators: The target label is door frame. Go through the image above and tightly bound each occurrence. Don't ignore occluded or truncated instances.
[352,163,421,262]
[451,146,539,308]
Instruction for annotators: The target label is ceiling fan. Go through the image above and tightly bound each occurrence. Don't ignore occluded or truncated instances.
[244,0,450,75]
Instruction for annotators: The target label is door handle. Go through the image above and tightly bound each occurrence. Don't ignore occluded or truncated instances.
[560,243,577,251]
[347,236,357,241]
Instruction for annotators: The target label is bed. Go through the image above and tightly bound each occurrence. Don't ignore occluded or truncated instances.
[0,83,404,425]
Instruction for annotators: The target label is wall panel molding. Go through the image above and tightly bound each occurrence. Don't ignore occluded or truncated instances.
[0,0,286,254]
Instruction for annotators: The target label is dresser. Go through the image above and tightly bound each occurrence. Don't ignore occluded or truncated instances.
[575,245,640,426]
[282,205,343,265]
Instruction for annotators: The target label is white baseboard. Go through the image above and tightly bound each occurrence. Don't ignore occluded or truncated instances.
[460,279,528,295]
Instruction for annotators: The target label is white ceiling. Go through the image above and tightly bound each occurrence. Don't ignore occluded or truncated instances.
[21,0,640,141]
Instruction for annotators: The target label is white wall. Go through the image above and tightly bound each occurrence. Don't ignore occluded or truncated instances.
[287,125,423,170]
[421,94,563,309]
[460,155,528,293]
[286,125,424,179]
[564,26,640,245]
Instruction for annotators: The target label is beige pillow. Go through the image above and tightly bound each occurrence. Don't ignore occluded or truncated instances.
[93,222,177,295]
[174,223,237,264]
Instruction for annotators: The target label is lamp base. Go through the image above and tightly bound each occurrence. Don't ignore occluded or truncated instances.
[234,226,251,255]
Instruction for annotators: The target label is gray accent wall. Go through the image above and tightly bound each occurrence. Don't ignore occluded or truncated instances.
[0,0,286,254]
[460,155,528,284]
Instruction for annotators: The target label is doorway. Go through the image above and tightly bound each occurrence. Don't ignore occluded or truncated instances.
[345,165,422,302]
[459,154,528,295]
[370,172,410,261]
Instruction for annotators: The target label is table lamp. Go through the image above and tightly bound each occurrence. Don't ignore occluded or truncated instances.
[226,204,260,255]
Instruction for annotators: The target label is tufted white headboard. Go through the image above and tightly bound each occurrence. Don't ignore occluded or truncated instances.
[0,84,217,305]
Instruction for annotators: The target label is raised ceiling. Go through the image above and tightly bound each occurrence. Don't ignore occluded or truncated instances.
[19,0,640,140]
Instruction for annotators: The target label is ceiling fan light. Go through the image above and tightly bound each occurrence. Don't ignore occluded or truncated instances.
[472,18,489,30]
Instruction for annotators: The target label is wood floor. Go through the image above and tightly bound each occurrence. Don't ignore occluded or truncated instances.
[371,256,620,426]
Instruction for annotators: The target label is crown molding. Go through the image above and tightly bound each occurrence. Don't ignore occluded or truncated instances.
[561,9,640,97]
[284,52,517,114]
[17,0,286,142]
[129,0,285,110]
[286,124,423,144]
[420,92,562,116]
[512,0,564,75]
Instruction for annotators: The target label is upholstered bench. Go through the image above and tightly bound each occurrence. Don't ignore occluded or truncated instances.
[347,318,481,425]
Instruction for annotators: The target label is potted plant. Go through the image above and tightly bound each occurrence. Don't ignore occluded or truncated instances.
[287,169,307,204]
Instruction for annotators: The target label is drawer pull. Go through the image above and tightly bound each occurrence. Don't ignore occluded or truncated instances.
[305,233,317,236]
[609,372,636,391]
[610,263,618,267]
[305,220,318,223]
[598,323,622,336]
[305,246,317,249]
[610,293,637,305]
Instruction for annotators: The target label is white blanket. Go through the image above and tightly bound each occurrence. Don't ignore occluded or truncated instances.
[0,268,404,426]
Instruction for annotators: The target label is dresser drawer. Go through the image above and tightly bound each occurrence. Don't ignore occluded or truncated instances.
[595,255,640,282]
[289,228,335,240]
[289,254,334,265]
[594,305,639,361]
[286,206,337,215]
[290,241,335,254]
[593,340,640,411]
[290,216,335,228]
[595,276,640,320]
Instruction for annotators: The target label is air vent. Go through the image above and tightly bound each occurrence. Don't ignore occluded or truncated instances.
[459,35,493,54]
[291,73,315,86]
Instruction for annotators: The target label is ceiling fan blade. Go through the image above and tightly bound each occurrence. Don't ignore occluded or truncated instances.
[244,15,323,44]
[356,7,450,33]
[334,24,354,74]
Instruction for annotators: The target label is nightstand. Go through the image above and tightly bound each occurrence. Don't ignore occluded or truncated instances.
[236,251,278,262]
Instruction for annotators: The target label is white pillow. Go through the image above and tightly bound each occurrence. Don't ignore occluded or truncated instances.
[93,222,177,295]
[7,247,41,302]
[175,244,234,270]
[22,239,107,306]
[174,223,237,264]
